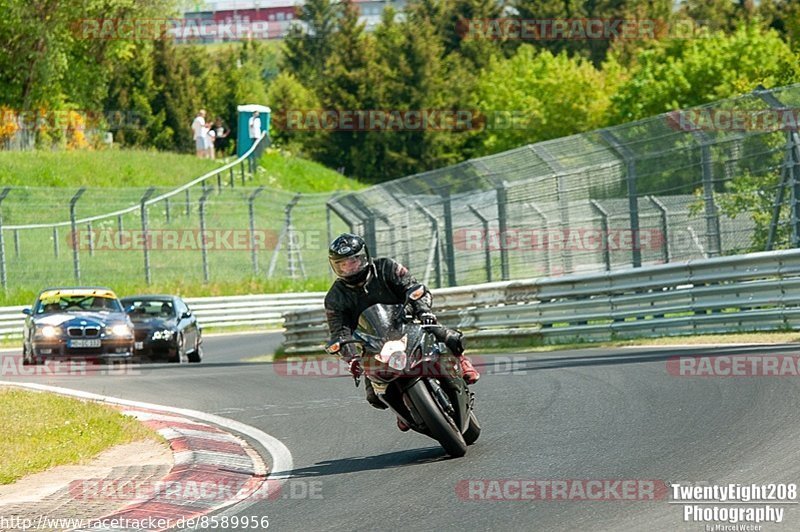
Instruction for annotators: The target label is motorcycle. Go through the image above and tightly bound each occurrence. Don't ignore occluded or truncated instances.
[327,289,480,457]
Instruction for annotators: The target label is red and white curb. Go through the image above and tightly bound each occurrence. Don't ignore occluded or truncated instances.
[0,381,293,531]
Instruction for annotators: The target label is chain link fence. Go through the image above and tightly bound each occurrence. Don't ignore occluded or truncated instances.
[3,85,800,292]
[328,84,800,287]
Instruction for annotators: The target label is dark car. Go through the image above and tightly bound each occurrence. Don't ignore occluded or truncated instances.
[120,295,202,363]
[22,287,135,365]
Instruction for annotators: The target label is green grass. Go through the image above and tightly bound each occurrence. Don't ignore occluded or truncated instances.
[0,149,222,188]
[0,147,362,303]
[0,388,161,484]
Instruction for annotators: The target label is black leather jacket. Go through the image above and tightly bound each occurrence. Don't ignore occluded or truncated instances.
[324,257,432,343]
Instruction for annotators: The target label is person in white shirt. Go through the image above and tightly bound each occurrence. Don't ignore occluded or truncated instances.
[191,109,207,158]
[248,111,262,141]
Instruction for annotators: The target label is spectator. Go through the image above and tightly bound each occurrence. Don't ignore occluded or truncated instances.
[191,109,207,158]
[248,110,265,165]
[212,116,230,158]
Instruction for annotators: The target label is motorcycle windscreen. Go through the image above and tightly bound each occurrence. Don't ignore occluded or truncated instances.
[357,304,404,340]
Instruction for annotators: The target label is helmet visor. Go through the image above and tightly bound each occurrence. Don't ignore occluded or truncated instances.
[329,250,368,279]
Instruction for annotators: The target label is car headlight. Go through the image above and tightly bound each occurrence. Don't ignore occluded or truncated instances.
[41,326,59,338]
[110,324,131,336]
[152,329,174,341]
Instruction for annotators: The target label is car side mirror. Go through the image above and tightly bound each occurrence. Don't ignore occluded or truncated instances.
[22,308,31,316]
[125,305,135,313]
[181,311,192,319]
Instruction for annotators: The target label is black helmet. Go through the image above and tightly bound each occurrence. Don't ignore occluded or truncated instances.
[329,233,372,285]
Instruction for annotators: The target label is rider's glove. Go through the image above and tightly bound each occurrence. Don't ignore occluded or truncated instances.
[347,358,363,378]
[418,312,438,325]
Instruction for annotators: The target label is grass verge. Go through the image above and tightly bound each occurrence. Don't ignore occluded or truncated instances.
[0,388,161,485]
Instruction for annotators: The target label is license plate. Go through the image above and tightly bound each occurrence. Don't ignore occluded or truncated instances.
[135,342,144,350]
[68,339,101,348]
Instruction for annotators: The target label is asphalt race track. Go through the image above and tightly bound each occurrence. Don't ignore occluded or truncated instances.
[4,333,800,531]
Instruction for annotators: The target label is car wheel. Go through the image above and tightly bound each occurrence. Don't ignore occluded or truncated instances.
[188,342,202,363]
[170,333,185,363]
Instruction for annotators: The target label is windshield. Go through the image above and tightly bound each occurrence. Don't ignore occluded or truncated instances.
[357,304,403,340]
[35,294,123,314]
[122,299,175,320]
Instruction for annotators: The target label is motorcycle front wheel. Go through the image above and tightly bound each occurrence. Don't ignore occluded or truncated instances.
[407,380,468,457]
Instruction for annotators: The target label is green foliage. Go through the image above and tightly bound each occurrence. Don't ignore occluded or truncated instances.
[610,24,800,122]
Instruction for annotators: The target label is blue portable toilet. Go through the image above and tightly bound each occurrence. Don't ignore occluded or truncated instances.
[236,104,271,158]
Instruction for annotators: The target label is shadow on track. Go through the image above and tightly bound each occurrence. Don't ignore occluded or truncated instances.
[274,447,450,479]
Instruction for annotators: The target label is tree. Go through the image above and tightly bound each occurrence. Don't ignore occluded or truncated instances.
[282,0,342,89]
[610,24,800,123]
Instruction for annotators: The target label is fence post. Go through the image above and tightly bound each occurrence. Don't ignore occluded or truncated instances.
[140,187,156,285]
[217,172,222,194]
[230,166,235,189]
[199,188,214,283]
[414,201,442,288]
[531,145,572,274]
[86,222,94,257]
[248,186,266,275]
[13,229,19,258]
[53,227,59,259]
[647,196,670,263]
[165,197,171,224]
[0,188,10,289]
[240,160,246,185]
[467,205,492,283]
[69,188,86,283]
[600,130,642,267]
[589,200,611,271]
[185,189,191,217]
[495,182,510,280]
[117,215,123,248]
[526,201,551,276]
[441,192,457,287]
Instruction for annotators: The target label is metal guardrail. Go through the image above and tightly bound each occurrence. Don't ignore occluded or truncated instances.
[282,248,800,353]
[0,292,326,338]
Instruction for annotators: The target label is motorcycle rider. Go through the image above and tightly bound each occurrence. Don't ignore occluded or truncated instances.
[324,233,480,431]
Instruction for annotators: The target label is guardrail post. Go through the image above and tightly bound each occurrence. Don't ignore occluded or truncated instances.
[13,229,19,258]
[199,188,214,283]
[240,160,246,185]
[165,197,171,224]
[117,215,123,247]
[441,192,457,287]
[648,196,670,263]
[0,188,10,289]
[185,189,191,217]
[468,205,493,283]
[52,227,59,259]
[415,201,442,288]
[86,222,94,257]
[140,187,156,285]
[229,166,235,189]
[217,172,222,194]
[69,188,86,283]
[248,186,266,275]
[589,200,611,271]
[495,182,510,281]
[600,130,642,267]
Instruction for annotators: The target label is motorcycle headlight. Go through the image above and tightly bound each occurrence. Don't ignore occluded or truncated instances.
[110,324,131,336]
[41,326,59,338]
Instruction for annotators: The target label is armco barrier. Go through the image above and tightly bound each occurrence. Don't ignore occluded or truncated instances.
[0,292,327,338]
[282,248,800,353]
